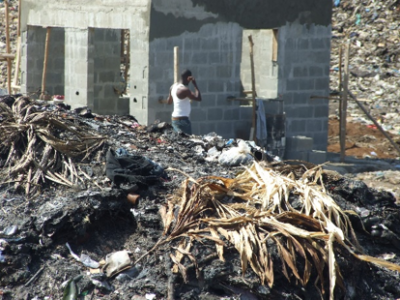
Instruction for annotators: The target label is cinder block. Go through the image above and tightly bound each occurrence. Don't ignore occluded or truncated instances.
[309,66,323,77]
[284,150,309,161]
[293,66,308,78]
[285,136,314,151]
[308,150,327,165]
[208,108,223,121]
[216,121,234,138]
[298,39,309,50]
[223,108,240,121]
[314,77,329,90]
[311,38,325,49]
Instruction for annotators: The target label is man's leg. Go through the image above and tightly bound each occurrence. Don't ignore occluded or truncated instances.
[172,119,192,135]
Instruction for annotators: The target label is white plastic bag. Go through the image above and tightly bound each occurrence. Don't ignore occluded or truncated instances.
[218,140,253,167]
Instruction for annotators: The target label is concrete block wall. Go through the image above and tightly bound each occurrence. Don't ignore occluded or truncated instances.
[150,23,254,138]
[278,22,331,151]
[20,0,150,118]
[21,26,65,96]
[92,28,121,115]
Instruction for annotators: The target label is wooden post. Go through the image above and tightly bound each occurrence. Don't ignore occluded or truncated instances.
[340,40,350,162]
[5,0,12,94]
[12,0,22,92]
[338,45,343,161]
[40,27,51,99]
[174,46,179,83]
[248,35,257,142]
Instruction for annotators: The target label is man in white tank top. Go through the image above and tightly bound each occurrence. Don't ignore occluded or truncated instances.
[166,69,202,135]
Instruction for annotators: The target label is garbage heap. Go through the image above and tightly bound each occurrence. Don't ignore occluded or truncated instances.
[1,94,400,299]
[330,0,400,132]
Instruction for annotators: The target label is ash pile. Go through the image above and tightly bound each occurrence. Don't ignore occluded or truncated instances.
[1,94,400,300]
[330,0,400,132]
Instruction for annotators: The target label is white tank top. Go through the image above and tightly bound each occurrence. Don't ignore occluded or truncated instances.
[171,83,191,117]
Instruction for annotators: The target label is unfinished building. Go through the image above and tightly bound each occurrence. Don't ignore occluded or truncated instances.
[20,0,332,160]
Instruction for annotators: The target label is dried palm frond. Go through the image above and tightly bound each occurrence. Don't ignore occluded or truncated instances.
[0,97,106,196]
[164,161,400,300]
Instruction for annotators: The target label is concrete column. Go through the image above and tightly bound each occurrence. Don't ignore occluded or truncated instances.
[65,28,91,109]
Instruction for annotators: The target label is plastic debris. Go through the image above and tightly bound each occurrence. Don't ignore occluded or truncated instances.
[218,140,254,167]
[145,294,157,300]
[65,243,100,269]
[103,250,132,277]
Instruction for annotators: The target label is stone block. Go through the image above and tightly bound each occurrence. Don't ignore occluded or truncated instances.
[311,132,328,150]
[192,52,208,65]
[191,108,208,122]
[201,38,219,51]
[293,66,308,78]
[223,108,240,121]
[306,119,323,132]
[200,122,217,135]
[314,77,329,90]
[155,110,171,121]
[117,97,130,115]
[216,66,232,78]
[309,66,323,77]
[285,135,313,151]
[216,121,234,138]
[308,150,327,164]
[287,119,306,133]
[208,52,220,64]
[298,78,314,91]
[286,78,299,91]
[208,81,224,93]
[311,38,325,49]
[208,108,223,121]
[298,39,309,50]
[284,150,309,161]
[314,105,329,118]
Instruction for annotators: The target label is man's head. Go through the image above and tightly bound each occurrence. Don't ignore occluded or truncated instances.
[181,69,192,85]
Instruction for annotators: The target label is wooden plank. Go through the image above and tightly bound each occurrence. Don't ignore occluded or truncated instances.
[174,46,179,83]
[5,0,12,93]
[340,40,350,162]
[13,36,21,92]
[272,29,278,62]
[0,53,15,60]
[40,27,51,99]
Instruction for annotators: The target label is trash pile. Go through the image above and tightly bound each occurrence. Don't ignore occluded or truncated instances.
[1,94,400,299]
[330,0,400,133]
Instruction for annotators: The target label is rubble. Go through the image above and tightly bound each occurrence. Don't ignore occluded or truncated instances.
[0,95,399,299]
[330,0,400,130]
[1,1,400,299]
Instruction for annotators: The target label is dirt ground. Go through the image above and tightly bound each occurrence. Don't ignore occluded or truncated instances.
[327,100,400,203]
[328,117,400,160]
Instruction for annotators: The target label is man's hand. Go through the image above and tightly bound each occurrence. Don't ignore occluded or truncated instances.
[188,76,198,87]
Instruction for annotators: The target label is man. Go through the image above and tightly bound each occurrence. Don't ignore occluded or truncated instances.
[166,69,201,135]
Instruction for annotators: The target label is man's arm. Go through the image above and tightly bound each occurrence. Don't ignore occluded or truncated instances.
[166,88,173,104]
[177,77,202,101]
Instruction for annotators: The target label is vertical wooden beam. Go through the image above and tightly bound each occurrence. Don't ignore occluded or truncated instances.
[340,40,350,162]
[12,0,22,92]
[272,29,278,62]
[174,46,179,83]
[5,0,12,94]
[338,46,343,161]
[40,27,51,99]
[248,35,257,142]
